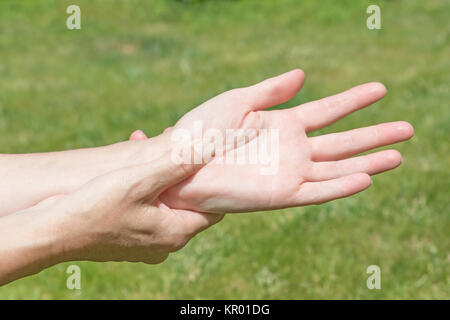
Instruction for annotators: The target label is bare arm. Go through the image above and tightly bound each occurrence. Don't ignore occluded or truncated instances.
[0,144,221,286]
[0,136,169,216]
[0,70,414,217]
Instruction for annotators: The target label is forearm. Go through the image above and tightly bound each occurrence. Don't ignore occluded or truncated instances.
[0,207,68,286]
[0,134,169,216]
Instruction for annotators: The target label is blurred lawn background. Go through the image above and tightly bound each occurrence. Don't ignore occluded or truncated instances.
[0,0,448,299]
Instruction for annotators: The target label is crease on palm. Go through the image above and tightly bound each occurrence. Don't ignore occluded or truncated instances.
[132,69,414,214]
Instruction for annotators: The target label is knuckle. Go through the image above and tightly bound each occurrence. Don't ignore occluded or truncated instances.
[342,133,356,150]
[260,80,282,98]
[269,82,283,97]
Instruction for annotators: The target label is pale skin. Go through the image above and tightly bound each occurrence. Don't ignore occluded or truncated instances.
[0,148,223,285]
[139,70,414,212]
[0,70,414,285]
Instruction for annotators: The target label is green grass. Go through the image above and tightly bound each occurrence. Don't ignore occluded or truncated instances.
[0,0,449,299]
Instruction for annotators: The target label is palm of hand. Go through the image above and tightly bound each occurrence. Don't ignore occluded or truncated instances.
[136,70,413,213]
[162,109,312,213]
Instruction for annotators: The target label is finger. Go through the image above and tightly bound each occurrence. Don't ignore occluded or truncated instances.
[241,69,305,111]
[127,141,214,201]
[154,200,224,236]
[129,129,148,141]
[308,150,402,181]
[293,173,372,205]
[175,210,225,235]
[72,139,212,205]
[310,121,414,161]
[294,82,387,132]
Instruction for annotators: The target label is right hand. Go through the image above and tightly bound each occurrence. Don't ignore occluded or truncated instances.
[45,146,223,264]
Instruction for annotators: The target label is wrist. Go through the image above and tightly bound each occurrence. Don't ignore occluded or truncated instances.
[21,131,174,263]
[122,130,172,167]
[42,201,95,263]
[27,206,76,266]
[0,207,70,284]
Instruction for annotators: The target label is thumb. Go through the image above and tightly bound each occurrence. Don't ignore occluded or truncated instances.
[242,69,305,111]
[125,140,213,202]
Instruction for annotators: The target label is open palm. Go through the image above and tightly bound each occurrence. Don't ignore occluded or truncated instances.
[133,70,414,213]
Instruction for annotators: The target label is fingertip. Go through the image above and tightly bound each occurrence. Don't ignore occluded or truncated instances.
[345,173,372,192]
[355,172,372,188]
[396,121,415,139]
[270,68,305,94]
[290,68,305,80]
[129,130,139,140]
[370,82,387,96]
[286,68,305,91]
[384,149,403,167]
[246,69,306,110]
[129,129,147,141]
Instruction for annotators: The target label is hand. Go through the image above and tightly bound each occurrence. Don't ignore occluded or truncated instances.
[0,141,223,286]
[131,70,414,213]
[54,150,223,264]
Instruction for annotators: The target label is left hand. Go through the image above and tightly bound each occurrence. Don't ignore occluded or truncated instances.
[130,70,414,213]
